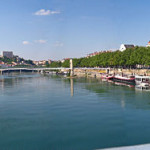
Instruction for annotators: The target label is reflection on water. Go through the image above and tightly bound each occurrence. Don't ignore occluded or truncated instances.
[70,78,74,97]
[0,73,150,150]
[0,73,41,93]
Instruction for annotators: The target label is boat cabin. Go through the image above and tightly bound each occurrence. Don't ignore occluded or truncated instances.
[135,76,150,85]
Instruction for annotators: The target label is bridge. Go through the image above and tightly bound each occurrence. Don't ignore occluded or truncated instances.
[0,67,110,72]
[0,66,111,74]
[0,57,110,75]
[0,59,74,74]
[0,67,72,74]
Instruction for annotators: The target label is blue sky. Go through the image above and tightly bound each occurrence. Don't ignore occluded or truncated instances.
[0,0,150,60]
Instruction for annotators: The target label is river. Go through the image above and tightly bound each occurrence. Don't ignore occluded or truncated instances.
[0,72,150,150]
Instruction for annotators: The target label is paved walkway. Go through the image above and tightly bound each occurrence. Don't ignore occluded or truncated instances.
[100,144,150,150]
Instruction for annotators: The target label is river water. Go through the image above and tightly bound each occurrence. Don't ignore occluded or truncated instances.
[0,72,150,150]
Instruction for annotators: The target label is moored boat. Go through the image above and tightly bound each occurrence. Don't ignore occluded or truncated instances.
[106,75,114,80]
[135,76,150,87]
[113,74,135,84]
[101,73,114,80]
[101,73,107,79]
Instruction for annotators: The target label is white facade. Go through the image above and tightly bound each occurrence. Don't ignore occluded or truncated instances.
[119,44,135,52]
[119,44,127,52]
[2,51,13,58]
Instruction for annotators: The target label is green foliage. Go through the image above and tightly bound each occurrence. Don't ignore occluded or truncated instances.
[0,56,13,63]
[62,60,69,67]
[61,47,150,68]
[46,47,150,68]
[47,61,62,68]
[0,56,34,66]
[24,59,34,65]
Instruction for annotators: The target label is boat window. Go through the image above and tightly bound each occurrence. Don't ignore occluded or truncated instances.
[142,78,149,82]
[136,78,141,81]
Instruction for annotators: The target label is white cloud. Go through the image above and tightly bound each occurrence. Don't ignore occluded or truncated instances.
[54,41,64,47]
[34,9,60,16]
[23,39,47,45]
[35,40,47,44]
[22,41,30,45]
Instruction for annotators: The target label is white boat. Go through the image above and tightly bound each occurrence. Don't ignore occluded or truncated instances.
[135,76,150,87]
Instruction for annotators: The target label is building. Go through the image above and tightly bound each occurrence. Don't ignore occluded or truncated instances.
[87,51,101,57]
[0,61,5,65]
[119,44,135,52]
[87,50,112,57]
[48,59,53,64]
[12,62,18,65]
[33,60,47,66]
[2,51,13,58]
[146,41,150,47]
[61,58,70,63]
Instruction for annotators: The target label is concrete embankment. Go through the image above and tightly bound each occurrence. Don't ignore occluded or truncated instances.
[111,68,150,76]
[74,68,150,78]
[74,68,102,78]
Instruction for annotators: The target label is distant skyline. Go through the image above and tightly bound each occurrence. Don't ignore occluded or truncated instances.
[0,0,150,60]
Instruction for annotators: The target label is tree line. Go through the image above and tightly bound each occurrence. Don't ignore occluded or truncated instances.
[47,46,150,68]
[0,56,34,65]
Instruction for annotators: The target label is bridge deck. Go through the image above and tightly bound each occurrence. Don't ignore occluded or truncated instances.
[0,68,71,71]
[0,67,109,72]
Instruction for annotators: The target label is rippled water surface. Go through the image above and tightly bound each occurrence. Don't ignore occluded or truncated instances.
[0,72,150,150]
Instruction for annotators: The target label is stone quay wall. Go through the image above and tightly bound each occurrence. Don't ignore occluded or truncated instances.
[74,68,150,78]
